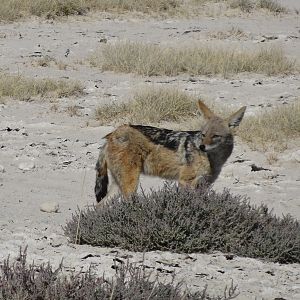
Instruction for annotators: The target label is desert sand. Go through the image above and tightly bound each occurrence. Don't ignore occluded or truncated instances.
[0,2,300,299]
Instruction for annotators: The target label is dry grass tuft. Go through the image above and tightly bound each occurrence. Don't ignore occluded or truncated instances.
[2,247,237,300]
[0,0,180,21]
[66,105,82,116]
[256,0,287,13]
[0,72,83,101]
[208,26,249,40]
[229,0,287,13]
[32,56,69,70]
[90,42,295,77]
[193,0,287,14]
[238,102,300,151]
[95,87,197,125]
[95,101,131,125]
[33,56,54,67]
[0,0,288,21]
[230,0,254,12]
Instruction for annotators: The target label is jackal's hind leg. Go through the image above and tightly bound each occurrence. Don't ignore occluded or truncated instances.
[97,173,120,208]
[117,164,141,199]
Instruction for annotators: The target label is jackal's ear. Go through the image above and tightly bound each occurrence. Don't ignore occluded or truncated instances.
[228,106,246,128]
[197,100,214,119]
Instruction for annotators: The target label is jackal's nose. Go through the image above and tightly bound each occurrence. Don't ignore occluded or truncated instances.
[200,145,206,151]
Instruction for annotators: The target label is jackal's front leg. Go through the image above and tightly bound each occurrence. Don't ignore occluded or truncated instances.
[179,157,211,189]
[178,168,196,189]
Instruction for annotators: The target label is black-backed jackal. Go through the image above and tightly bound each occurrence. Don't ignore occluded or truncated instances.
[95,100,246,204]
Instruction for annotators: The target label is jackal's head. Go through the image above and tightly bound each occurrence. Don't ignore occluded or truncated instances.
[197,100,246,153]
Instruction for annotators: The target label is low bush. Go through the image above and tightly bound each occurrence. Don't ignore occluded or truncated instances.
[230,0,287,13]
[0,0,180,21]
[0,0,287,21]
[65,184,300,264]
[230,0,254,13]
[256,0,287,13]
[95,87,197,125]
[238,101,300,151]
[90,42,295,77]
[0,248,239,300]
[0,73,83,101]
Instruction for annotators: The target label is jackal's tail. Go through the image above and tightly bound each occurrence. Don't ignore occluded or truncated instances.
[94,143,108,203]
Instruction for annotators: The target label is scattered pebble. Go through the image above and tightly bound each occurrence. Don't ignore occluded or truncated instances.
[0,165,5,173]
[40,202,60,213]
[18,161,35,171]
[49,234,65,247]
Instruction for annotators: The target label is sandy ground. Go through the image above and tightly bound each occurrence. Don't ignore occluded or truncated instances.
[0,3,300,299]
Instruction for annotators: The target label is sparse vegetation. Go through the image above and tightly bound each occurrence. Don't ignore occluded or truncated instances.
[229,0,287,13]
[33,55,54,67]
[0,72,83,101]
[65,184,300,264]
[96,87,197,125]
[256,0,286,13]
[95,101,131,125]
[90,42,295,77]
[66,104,82,116]
[230,0,254,13]
[238,101,300,151]
[32,56,69,70]
[208,27,248,40]
[0,248,239,300]
[0,0,180,21]
[0,0,287,21]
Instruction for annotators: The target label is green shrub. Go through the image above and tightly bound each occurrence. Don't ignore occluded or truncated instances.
[65,184,300,264]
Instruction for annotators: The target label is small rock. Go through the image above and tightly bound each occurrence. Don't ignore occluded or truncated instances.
[65,48,70,57]
[18,161,35,171]
[250,164,271,172]
[46,149,58,156]
[156,260,180,268]
[49,233,66,247]
[224,254,235,260]
[156,267,174,274]
[262,35,278,40]
[195,272,208,278]
[0,165,5,173]
[81,253,101,259]
[40,202,59,213]
[50,239,62,247]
